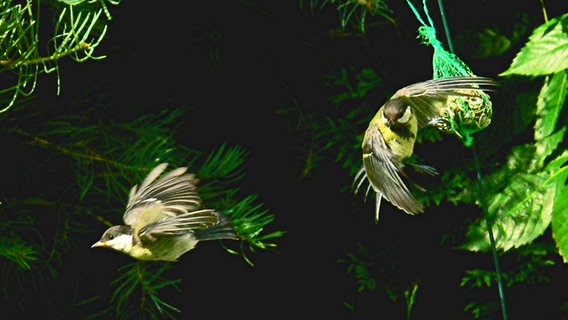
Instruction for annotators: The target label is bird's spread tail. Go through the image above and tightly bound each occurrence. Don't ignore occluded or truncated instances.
[194,211,239,241]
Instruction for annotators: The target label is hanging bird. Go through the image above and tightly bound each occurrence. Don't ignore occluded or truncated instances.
[92,163,239,261]
[354,76,497,222]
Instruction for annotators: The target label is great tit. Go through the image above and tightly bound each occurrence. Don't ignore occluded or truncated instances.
[92,163,239,261]
[354,76,496,222]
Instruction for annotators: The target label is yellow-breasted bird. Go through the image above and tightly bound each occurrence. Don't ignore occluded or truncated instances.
[92,163,239,261]
[354,76,497,222]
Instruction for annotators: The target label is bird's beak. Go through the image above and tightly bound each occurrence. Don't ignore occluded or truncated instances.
[91,241,105,248]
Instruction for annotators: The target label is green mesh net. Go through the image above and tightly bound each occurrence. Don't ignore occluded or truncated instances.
[406,0,493,146]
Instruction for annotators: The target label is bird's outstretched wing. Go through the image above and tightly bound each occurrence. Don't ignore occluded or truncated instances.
[138,209,238,244]
[392,76,497,128]
[123,163,202,233]
[360,124,424,219]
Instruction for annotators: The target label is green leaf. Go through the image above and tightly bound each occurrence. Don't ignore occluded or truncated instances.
[463,170,553,252]
[549,151,568,262]
[464,146,568,253]
[464,64,567,253]
[533,128,566,170]
[535,71,568,141]
[500,13,568,76]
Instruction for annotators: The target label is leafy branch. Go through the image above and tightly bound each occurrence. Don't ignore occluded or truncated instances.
[462,14,568,259]
[110,262,181,320]
[1,92,284,318]
[0,0,115,113]
[303,0,396,32]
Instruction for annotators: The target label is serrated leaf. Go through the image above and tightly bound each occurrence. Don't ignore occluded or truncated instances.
[500,13,568,76]
[465,147,568,253]
[534,128,566,170]
[535,71,568,141]
[549,151,568,262]
[463,170,553,252]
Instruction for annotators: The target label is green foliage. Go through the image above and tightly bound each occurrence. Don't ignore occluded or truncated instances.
[456,13,568,318]
[110,262,181,320]
[324,67,387,179]
[404,281,419,320]
[198,143,246,184]
[328,67,386,103]
[500,13,568,77]
[463,69,568,255]
[311,1,568,318]
[338,243,377,293]
[464,299,500,320]
[0,159,94,297]
[0,210,39,274]
[2,0,567,318]
[339,241,423,317]
[462,242,556,289]
[0,0,114,113]
[38,106,199,204]
[0,238,38,271]
[552,165,568,262]
[457,17,529,60]
[196,145,285,266]
[303,0,395,32]
[461,241,558,319]
[224,193,285,266]
[0,1,286,309]
[280,66,386,179]
[0,95,284,317]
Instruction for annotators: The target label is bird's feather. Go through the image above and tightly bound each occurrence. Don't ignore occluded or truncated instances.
[393,76,496,128]
[357,76,497,218]
[138,209,238,244]
[123,163,202,232]
[362,124,424,216]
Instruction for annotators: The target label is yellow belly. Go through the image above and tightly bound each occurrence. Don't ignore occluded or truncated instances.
[130,235,197,261]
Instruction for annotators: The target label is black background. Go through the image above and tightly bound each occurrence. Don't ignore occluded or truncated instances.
[4,1,568,319]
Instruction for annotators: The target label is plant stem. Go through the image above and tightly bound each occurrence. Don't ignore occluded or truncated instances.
[436,0,508,318]
[472,140,508,320]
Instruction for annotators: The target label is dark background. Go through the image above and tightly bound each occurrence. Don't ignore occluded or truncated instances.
[4,0,568,319]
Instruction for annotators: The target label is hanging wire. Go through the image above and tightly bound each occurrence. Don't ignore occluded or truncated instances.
[436,0,453,53]
[471,138,508,320]
[435,1,508,319]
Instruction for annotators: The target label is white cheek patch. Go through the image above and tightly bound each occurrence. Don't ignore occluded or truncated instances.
[106,234,133,253]
[398,106,412,123]
[381,110,388,124]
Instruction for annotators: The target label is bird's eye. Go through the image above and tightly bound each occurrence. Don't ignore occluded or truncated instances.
[108,234,114,240]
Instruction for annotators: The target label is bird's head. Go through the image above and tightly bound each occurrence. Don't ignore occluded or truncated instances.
[382,99,412,127]
[92,225,135,254]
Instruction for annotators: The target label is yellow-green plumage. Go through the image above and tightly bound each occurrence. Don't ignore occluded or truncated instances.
[354,76,497,222]
[367,105,417,161]
[92,163,239,261]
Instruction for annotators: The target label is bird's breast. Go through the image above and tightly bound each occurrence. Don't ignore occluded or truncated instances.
[379,122,417,161]
[387,135,414,160]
